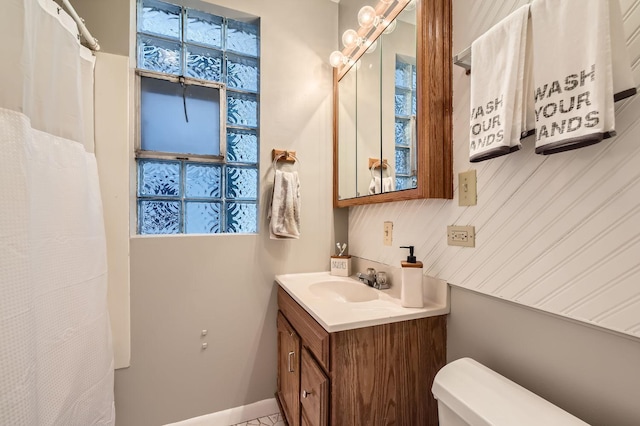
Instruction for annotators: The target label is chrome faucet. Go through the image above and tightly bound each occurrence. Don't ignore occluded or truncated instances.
[356,268,377,286]
[356,268,390,290]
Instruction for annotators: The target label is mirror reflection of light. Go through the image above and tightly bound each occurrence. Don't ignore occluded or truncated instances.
[366,40,378,54]
[405,0,416,11]
[383,19,397,34]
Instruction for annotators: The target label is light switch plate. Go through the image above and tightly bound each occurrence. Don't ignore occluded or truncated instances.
[383,221,393,246]
[447,225,475,247]
[459,170,477,206]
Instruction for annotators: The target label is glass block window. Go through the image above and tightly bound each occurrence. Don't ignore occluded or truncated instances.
[138,159,257,234]
[136,0,260,234]
[394,56,417,191]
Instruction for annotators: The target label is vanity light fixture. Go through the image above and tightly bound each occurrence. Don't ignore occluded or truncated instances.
[330,0,411,70]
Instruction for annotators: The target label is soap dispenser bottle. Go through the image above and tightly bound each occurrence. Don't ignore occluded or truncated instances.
[400,245,424,308]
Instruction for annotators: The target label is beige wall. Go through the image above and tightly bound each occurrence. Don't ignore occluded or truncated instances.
[56,0,130,56]
[116,0,339,424]
[94,52,132,369]
[448,286,640,426]
[80,0,340,424]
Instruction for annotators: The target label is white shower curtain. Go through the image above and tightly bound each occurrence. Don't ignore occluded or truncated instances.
[0,0,115,425]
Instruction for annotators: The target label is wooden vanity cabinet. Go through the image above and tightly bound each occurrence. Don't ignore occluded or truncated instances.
[276,286,446,426]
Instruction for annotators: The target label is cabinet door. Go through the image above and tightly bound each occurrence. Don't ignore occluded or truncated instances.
[300,348,329,426]
[277,312,300,426]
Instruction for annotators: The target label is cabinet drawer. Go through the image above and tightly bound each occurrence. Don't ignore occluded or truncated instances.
[278,286,330,371]
[300,348,329,426]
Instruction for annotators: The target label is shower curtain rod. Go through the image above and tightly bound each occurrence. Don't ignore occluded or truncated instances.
[60,0,100,51]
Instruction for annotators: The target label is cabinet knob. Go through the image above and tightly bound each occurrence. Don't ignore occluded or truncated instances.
[302,389,313,398]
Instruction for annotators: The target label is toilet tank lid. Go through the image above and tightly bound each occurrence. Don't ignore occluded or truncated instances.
[431,358,590,426]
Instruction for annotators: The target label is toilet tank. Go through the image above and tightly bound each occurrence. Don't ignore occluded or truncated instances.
[431,358,590,426]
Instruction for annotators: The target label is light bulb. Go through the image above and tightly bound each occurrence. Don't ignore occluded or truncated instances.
[404,0,416,11]
[342,29,360,48]
[383,19,397,34]
[357,6,377,28]
[329,51,345,68]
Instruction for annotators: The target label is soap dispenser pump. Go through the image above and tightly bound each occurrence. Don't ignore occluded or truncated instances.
[400,245,424,308]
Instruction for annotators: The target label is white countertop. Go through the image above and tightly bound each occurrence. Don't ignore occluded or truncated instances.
[275,271,450,332]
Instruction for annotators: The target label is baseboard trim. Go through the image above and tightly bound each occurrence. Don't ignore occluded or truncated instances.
[164,398,279,426]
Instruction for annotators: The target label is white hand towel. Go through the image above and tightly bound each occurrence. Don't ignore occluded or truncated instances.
[269,170,300,239]
[522,20,536,139]
[531,0,636,155]
[469,5,531,163]
[382,176,395,192]
[610,0,637,101]
[368,176,395,195]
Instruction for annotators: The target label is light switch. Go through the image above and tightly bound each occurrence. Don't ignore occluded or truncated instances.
[459,170,477,206]
[383,221,393,246]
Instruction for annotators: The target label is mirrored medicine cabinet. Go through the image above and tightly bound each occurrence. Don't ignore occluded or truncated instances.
[333,0,453,208]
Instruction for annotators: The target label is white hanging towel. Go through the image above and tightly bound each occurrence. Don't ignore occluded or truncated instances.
[531,0,636,155]
[368,176,395,194]
[269,170,301,239]
[522,20,536,139]
[469,5,531,163]
[610,0,637,101]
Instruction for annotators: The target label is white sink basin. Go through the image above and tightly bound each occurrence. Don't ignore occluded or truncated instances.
[308,280,378,303]
[275,272,450,332]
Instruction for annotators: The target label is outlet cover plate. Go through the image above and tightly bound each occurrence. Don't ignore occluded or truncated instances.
[447,225,475,247]
[459,170,477,206]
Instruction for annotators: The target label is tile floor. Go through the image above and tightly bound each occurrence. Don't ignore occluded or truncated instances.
[232,412,285,426]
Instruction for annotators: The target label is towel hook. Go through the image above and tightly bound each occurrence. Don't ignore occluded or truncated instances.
[370,160,392,178]
[272,149,300,171]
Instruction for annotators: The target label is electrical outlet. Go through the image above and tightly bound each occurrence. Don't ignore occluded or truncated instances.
[447,225,475,247]
[383,221,393,246]
[459,170,477,206]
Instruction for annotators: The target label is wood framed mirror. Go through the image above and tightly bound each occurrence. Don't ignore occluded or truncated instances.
[333,0,453,207]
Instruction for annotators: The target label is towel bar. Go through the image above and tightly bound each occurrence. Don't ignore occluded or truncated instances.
[453,46,471,74]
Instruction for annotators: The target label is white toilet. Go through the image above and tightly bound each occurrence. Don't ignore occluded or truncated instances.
[432,358,590,425]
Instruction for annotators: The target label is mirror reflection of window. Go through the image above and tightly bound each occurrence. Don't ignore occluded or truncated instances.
[394,55,417,190]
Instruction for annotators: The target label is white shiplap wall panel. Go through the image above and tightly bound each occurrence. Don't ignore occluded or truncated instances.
[349,0,640,339]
